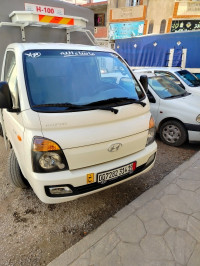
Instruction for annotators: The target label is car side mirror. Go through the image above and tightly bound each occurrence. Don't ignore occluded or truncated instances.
[147,93,156,103]
[0,82,13,110]
[139,75,148,92]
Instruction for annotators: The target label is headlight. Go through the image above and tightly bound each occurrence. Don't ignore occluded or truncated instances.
[32,137,68,173]
[196,114,200,123]
[146,116,156,146]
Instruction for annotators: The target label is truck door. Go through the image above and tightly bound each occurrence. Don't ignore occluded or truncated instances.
[2,51,24,152]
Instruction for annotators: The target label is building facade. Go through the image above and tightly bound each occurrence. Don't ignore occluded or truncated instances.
[81,0,200,43]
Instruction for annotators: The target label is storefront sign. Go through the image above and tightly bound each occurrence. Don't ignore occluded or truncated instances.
[171,20,200,32]
[109,21,144,40]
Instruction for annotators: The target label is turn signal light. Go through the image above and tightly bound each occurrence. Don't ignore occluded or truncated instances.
[149,116,155,129]
[33,137,60,152]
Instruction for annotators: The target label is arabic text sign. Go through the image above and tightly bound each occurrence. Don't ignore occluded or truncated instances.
[109,21,144,40]
[171,20,200,32]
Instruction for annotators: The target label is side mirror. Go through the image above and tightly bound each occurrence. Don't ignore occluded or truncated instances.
[139,75,148,92]
[147,93,156,103]
[0,82,12,110]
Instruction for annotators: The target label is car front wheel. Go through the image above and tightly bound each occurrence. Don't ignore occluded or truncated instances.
[7,149,30,188]
[159,120,187,146]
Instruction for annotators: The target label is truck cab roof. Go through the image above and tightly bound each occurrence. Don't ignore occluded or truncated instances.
[7,43,114,53]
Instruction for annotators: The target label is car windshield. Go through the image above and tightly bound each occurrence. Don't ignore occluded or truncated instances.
[23,50,144,112]
[148,76,186,99]
[175,70,200,87]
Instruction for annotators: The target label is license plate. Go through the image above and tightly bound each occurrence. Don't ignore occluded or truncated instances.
[97,162,136,184]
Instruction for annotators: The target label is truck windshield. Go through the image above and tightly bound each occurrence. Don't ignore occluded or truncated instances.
[175,70,200,87]
[23,50,144,112]
[148,76,187,99]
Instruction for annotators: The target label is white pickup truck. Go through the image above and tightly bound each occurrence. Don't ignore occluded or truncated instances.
[0,3,157,204]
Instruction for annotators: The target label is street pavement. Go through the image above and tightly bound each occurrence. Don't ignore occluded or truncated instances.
[48,151,200,266]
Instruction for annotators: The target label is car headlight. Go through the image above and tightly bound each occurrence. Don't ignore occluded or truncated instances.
[146,116,156,146]
[196,114,200,123]
[32,137,69,173]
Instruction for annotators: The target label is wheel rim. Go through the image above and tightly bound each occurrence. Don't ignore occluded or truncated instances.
[162,124,181,144]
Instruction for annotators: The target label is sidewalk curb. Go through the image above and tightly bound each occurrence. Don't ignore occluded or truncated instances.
[48,151,200,266]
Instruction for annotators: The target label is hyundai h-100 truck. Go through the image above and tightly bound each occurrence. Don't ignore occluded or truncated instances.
[0,2,157,203]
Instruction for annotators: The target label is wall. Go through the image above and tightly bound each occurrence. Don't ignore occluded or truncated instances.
[146,0,174,34]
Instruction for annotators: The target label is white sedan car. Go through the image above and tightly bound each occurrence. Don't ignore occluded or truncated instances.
[133,67,200,96]
[134,72,200,146]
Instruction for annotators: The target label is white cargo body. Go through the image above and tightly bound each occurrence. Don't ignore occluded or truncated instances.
[0,1,157,204]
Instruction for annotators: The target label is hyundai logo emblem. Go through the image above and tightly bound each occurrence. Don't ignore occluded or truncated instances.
[108,143,122,152]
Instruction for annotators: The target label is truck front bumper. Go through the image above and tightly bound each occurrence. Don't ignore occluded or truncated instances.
[27,141,157,204]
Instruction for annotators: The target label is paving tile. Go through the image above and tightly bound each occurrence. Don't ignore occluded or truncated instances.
[195,187,200,196]
[190,161,200,173]
[85,231,120,264]
[70,231,121,266]
[178,169,200,181]
[99,248,121,266]
[192,212,200,221]
[176,179,200,191]
[117,242,146,266]
[144,217,169,235]
[140,234,173,261]
[160,195,193,214]
[163,209,188,230]
[164,184,181,195]
[114,215,146,243]
[132,171,178,210]
[145,261,175,266]
[187,244,200,266]
[155,190,165,200]
[164,228,196,265]
[187,216,200,242]
[178,190,200,212]
[136,200,164,222]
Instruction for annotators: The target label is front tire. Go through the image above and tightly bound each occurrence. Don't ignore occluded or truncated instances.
[159,120,187,147]
[7,149,30,188]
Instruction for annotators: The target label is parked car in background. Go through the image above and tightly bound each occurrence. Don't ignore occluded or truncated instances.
[133,67,200,96]
[134,72,200,146]
[193,73,200,80]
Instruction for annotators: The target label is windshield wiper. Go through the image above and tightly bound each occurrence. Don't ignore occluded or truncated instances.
[165,92,189,99]
[86,97,146,107]
[32,103,119,114]
[32,97,145,114]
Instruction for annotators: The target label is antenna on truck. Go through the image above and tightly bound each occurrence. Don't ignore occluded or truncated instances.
[0,11,98,45]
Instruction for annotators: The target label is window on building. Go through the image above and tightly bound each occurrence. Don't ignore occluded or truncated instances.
[160,19,166,34]
[94,14,105,27]
[148,20,154,34]
[126,0,140,7]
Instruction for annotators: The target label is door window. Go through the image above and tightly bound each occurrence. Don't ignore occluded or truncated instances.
[4,51,19,109]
